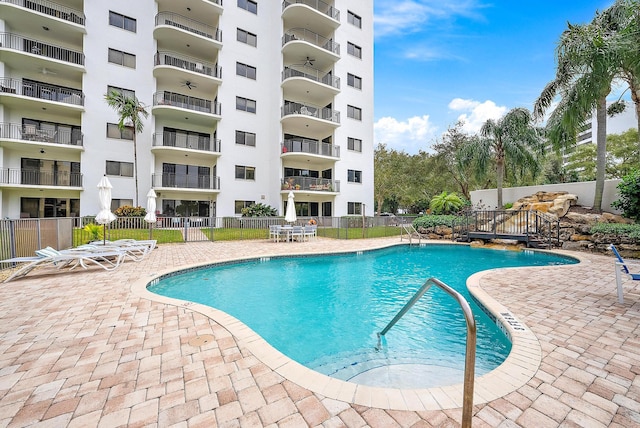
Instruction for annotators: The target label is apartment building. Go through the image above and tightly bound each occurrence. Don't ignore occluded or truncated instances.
[0,0,374,219]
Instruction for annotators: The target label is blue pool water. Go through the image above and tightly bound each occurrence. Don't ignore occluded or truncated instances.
[149,244,576,388]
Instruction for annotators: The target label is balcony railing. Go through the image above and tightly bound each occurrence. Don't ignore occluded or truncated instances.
[153,91,221,115]
[282,28,340,55]
[0,168,82,187]
[281,176,338,192]
[0,122,83,146]
[0,78,84,106]
[282,101,340,123]
[282,65,339,89]
[282,139,339,158]
[153,131,220,153]
[0,0,85,25]
[154,51,222,79]
[155,12,222,42]
[204,0,222,5]
[0,33,84,65]
[152,173,220,190]
[282,0,339,21]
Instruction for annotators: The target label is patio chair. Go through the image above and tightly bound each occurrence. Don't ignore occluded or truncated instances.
[303,225,317,241]
[610,244,640,303]
[269,225,281,243]
[290,226,305,242]
[1,246,126,283]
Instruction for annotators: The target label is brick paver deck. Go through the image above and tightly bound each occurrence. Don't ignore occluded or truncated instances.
[0,237,639,427]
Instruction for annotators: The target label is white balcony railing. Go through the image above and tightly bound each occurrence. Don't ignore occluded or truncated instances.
[0,32,84,65]
[0,0,85,25]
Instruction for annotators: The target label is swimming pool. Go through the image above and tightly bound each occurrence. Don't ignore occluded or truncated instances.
[148,244,577,388]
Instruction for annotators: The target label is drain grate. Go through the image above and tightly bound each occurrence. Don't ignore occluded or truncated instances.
[188,334,215,347]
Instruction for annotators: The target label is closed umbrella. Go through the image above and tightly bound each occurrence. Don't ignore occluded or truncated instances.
[285,191,296,224]
[144,189,157,239]
[95,175,117,244]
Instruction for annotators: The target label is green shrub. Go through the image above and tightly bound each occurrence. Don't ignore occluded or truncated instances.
[413,214,457,229]
[611,169,640,222]
[241,203,277,217]
[590,222,640,240]
[504,202,514,209]
[429,191,465,214]
[83,223,103,241]
[114,205,146,217]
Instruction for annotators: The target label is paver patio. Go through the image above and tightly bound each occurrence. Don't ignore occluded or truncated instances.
[0,237,639,427]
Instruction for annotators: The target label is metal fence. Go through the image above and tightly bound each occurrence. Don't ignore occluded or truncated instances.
[0,216,416,270]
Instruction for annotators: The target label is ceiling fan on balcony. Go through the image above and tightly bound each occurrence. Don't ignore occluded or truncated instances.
[181,80,197,90]
[302,56,315,67]
[38,67,57,75]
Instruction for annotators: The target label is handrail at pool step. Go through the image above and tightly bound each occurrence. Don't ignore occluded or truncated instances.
[400,223,421,244]
[377,277,476,428]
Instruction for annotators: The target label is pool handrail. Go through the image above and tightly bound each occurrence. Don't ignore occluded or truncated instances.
[377,277,476,428]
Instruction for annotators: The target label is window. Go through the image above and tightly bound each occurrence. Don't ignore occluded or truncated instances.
[348,169,362,183]
[106,160,134,177]
[162,163,211,189]
[238,0,257,14]
[348,137,362,152]
[236,62,257,79]
[21,159,81,186]
[162,200,210,217]
[109,11,136,32]
[347,105,362,120]
[347,73,362,89]
[347,42,362,59]
[107,123,134,140]
[236,96,256,113]
[235,165,255,180]
[235,200,254,214]
[162,127,213,150]
[348,11,362,28]
[107,85,135,99]
[348,202,362,215]
[108,48,136,68]
[110,199,133,211]
[235,130,256,146]
[21,197,80,218]
[237,28,257,47]
[22,119,81,145]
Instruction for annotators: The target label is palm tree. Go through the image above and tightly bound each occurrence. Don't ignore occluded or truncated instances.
[104,90,148,206]
[459,108,543,209]
[535,0,640,211]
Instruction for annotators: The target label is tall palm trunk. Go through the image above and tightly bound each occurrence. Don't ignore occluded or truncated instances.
[593,96,608,212]
[496,158,505,209]
[133,133,139,207]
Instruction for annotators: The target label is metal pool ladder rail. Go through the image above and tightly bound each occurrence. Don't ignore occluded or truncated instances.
[377,277,477,428]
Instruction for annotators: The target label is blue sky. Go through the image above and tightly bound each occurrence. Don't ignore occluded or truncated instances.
[372,0,618,154]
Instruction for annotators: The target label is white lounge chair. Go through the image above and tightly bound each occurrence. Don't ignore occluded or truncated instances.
[87,239,157,261]
[1,246,126,283]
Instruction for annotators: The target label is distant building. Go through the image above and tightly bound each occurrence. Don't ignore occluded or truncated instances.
[0,1,374,219]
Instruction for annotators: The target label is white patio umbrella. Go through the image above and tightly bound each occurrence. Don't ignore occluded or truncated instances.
[95,175,117,244]
[144,189,157,239]
[284,191,297,224]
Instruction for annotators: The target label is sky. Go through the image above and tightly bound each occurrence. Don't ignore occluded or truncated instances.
[372,0,620,154]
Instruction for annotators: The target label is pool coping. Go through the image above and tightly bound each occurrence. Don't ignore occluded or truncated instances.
[130,242,587,412]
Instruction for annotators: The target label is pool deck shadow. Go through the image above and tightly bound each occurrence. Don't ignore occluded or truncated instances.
[0,238,639,427]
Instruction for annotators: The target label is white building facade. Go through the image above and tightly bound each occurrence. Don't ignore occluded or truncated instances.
[0,0,374,219]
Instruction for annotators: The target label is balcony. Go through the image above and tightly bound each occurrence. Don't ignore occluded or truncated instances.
[0,78,84,116]
[156,0,223,20]
[0,32,84,65]
[154,12,222,54]
[282,0,340,34]
[282,64,339,107]
[0,122,83,148]
[281,176,339,193]
[154,51,221,94]
[281,101,339,138]
[152,173,220,191]
[152,131,221,157]
[0,0,85,39]
[0,168,82,188]
[282,138,339,158]
[281,28,339,72]
[152,91,221,125]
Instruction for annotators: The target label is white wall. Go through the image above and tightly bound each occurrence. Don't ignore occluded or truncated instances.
[470,180,622,213]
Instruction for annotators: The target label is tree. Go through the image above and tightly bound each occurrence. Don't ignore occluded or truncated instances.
[430,191,465,214]
[432,122,477,200]
[611,169,640,221]
[565,143,597,181]
[535,0,640,211]
[607,128,640,178]
[104,90,149,206]
[458,108,544,209]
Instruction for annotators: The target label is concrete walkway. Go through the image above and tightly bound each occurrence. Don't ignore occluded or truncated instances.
[0,238,639,427]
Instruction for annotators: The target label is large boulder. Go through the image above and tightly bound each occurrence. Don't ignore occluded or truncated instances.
[511,191,578,217]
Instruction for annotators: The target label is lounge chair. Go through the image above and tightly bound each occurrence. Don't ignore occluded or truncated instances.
[610,244,640,303]
[87,239,157,261]
[1,246,126,283]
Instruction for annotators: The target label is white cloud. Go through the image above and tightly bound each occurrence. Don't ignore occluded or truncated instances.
[374,0,486,38]
[374,115,438,154]
[448,98,507,133]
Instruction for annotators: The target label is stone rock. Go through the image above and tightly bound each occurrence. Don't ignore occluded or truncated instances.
[510,192,577,217]
[564,212,599,224]
[601,212,634,224]
[570,234,591,241]
[534,191,569,202]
